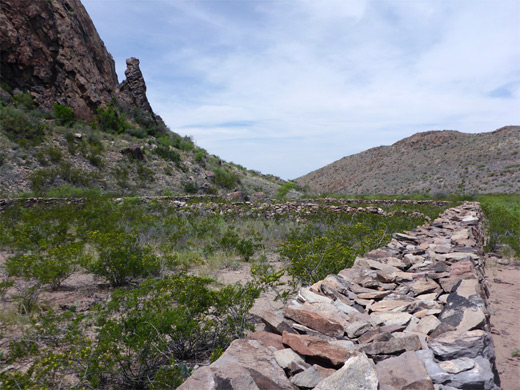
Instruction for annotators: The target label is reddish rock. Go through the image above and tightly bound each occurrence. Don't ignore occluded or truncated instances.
[282,331,356,367]
[360,334,422,356]
[283,305,345,337]
[247,331,285,350]
[376,351,434,390]
[450,260,475,276]
[0,0,160,123]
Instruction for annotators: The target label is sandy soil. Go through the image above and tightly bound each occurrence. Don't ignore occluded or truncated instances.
[486,257,520,390]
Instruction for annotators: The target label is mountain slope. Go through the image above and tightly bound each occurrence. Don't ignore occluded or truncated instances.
[296,127,520,195]
[0,0,288,198]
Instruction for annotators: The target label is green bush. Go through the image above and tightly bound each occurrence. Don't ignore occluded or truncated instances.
[218,227,263,261]
[276,181,299,199]
[6,242,83,289]
[53,104,76,125]
[0,105,45,146]
[84,230,161,286]
[155,144,181,163]
[13,92,36,110]
[214,167,239,190]
[194,149,206,163]
[183,181,198,194]
[480,194,520,256]
[29,168,57,194]
[46,146,62,163]
[90,274,259,388]
[95,104,129,134]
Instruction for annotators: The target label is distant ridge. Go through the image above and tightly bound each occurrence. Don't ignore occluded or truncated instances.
[296,126,520,195]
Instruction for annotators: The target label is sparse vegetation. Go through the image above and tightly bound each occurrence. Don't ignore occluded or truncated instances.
[480,194,520,257]
[0,96,284,198]
[0,196,447,389]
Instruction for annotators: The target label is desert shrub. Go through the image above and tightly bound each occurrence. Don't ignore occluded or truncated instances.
[6,242,83,289]
[90,274,260,388]
[480,194,520,256]
[279,209,430,285]
[0,105,45,146]
[214,167,239,189]
[46,184,102,198]
[194,149,206,163]
[0,153,6,166]
[46,146,62,163]
[13,92,36,110]
[183,180,198,194]
[95,104,129,134]
[218,227,263,261]
[29,168,57,194]
[84,230,161,286]
[155,144,181,163]
[0,310,95,389]
[53,103,75,125]
[276,181,299,199]
[0,81,13,95]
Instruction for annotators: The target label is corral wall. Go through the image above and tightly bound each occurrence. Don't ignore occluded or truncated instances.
[180,202,501,390]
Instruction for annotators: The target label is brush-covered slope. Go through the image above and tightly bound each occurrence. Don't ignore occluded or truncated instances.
[0,0,291,198]
[0,91,285,197]
[296,127,520,195]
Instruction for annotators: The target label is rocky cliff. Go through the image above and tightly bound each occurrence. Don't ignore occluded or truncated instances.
[0,0,155,121]
[296,126,520,195]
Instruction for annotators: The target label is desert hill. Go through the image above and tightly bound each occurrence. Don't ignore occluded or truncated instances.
[296,127,520,195]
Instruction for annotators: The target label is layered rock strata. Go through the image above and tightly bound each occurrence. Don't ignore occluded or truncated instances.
[179,202,501,390]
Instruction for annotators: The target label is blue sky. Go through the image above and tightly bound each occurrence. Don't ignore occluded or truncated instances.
[82,0,520,179]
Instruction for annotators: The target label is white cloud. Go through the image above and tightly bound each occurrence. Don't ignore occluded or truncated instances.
[82,0,520,179]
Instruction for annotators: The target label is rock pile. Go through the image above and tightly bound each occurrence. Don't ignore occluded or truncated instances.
[0,196,431,221]
[179,202,501,390]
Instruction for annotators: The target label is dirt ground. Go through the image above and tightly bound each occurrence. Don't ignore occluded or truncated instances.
[486,256,520,390]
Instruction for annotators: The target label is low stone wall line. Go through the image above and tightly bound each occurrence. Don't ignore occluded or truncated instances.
[0,196,441,222]
[179,202,501,390]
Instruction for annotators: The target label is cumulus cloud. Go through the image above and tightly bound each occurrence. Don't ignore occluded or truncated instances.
[83,0,520,179]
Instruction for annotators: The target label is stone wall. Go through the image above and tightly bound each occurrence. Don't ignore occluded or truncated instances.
[0,196,447,221]
[179,202,501,390]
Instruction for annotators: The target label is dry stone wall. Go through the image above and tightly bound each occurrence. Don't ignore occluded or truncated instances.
[179,202,501,390]
[0,196,445,221]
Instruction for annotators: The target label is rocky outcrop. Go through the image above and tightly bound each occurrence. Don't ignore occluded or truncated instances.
[0,0,157,121]
[117,57,155,115]
[0,0,117,120]
[180,202,501,389]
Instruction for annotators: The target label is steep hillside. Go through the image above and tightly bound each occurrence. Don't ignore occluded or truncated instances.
[0,91,285,197]
[0,0,288,198]
[296,127,520,195]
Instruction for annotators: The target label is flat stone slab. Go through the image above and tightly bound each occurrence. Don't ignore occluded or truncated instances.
[282,331,357,367]
[428,330,494,360]
[360,334,422,356]
[376,351,434,390]
[314,353,379,390]
[178,339,297,390]
[283,305,345,337]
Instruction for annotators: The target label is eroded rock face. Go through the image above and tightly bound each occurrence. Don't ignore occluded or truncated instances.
[0,0,118,120]
[0,0,158,121]
[117,57,154,114]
